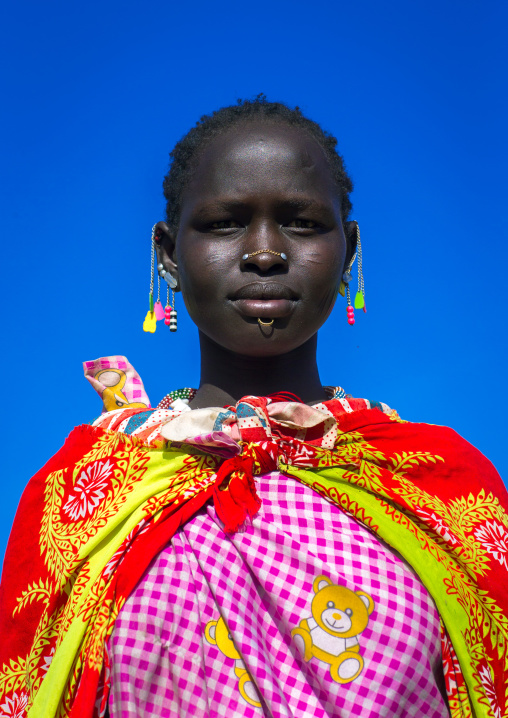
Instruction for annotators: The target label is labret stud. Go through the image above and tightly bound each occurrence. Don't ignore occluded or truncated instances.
[242,250,287,261]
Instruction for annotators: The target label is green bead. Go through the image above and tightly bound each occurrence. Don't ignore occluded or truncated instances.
[354,291,364,309]
[166,387,194,403]
[149,293,154,312]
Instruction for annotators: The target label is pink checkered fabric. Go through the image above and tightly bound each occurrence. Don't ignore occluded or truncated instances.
[108,473,449,717]
[83,356,150,411]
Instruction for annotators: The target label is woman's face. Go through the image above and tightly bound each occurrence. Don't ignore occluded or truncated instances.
[160,121,354,357]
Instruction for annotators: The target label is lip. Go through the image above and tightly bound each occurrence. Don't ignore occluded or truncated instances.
[229,282,298,301]
[229,282,298,319]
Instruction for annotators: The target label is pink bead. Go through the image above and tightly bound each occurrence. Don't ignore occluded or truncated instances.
[154,301,165,321]
[164,318,171,325]
[348,317,355,325]
[347,305,354,313]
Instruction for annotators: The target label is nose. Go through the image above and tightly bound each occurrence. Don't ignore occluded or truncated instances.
[240,249,288,274]
[332,613,342,620]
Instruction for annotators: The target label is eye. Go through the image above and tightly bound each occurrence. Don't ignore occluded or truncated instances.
[327,601,335,609]
[286,219,320,232]
[288,219,316,227]
[345,608,353,617]
[209,220,242,231]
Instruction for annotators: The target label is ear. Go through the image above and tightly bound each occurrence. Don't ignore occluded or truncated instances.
[154,220,180,291]
[356,591,375,615]
[205,620,217,645]
[343,220,359,270]
[313,575,332,594]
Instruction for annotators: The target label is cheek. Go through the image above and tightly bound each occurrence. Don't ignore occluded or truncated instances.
[315,281,340,319]
[301,248,343,314]
[176,243,228,317]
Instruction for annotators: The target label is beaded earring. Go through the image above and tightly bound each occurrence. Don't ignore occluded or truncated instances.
[340,223,366,326]
[143,225,178,333]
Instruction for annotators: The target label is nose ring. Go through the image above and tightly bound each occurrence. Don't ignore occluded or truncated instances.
[258,318,274,327]
[242,249,287,261]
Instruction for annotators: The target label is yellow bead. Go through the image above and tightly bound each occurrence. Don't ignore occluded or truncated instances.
[143,310,156,333]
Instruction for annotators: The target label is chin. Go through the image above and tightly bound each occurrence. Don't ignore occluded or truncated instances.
[204,326,317,358]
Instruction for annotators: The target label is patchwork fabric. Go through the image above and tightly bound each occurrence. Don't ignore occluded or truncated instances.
[109,472,448,718]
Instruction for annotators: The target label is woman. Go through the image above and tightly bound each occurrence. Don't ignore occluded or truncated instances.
[1,98,507,718]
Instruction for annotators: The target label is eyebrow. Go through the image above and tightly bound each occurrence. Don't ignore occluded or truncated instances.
[277,198,329,212]
[192,197,332,217]
[193,200,250,216]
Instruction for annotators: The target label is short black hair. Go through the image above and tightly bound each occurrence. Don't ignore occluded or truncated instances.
[162,95,353,232]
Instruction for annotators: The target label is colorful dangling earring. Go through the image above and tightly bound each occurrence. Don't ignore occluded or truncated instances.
[353,225,366,313]
[144,224,179,334]
[142,225,158,333]
[341,252,356,325]
[341,223,366,326]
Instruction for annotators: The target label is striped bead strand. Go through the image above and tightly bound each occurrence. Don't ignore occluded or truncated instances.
[164,287,177,332]
[169,307,177,332]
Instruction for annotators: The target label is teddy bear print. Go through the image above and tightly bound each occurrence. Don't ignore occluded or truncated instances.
[291,575,375,684]
[205,616,261,708]
[94,368,147,411]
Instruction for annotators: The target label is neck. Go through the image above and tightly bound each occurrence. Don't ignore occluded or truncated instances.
[190,332,327,409]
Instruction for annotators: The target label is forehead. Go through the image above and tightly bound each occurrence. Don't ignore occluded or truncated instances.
[183,121,339,205]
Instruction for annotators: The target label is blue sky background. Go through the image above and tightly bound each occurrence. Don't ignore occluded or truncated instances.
[1,0,506,562]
